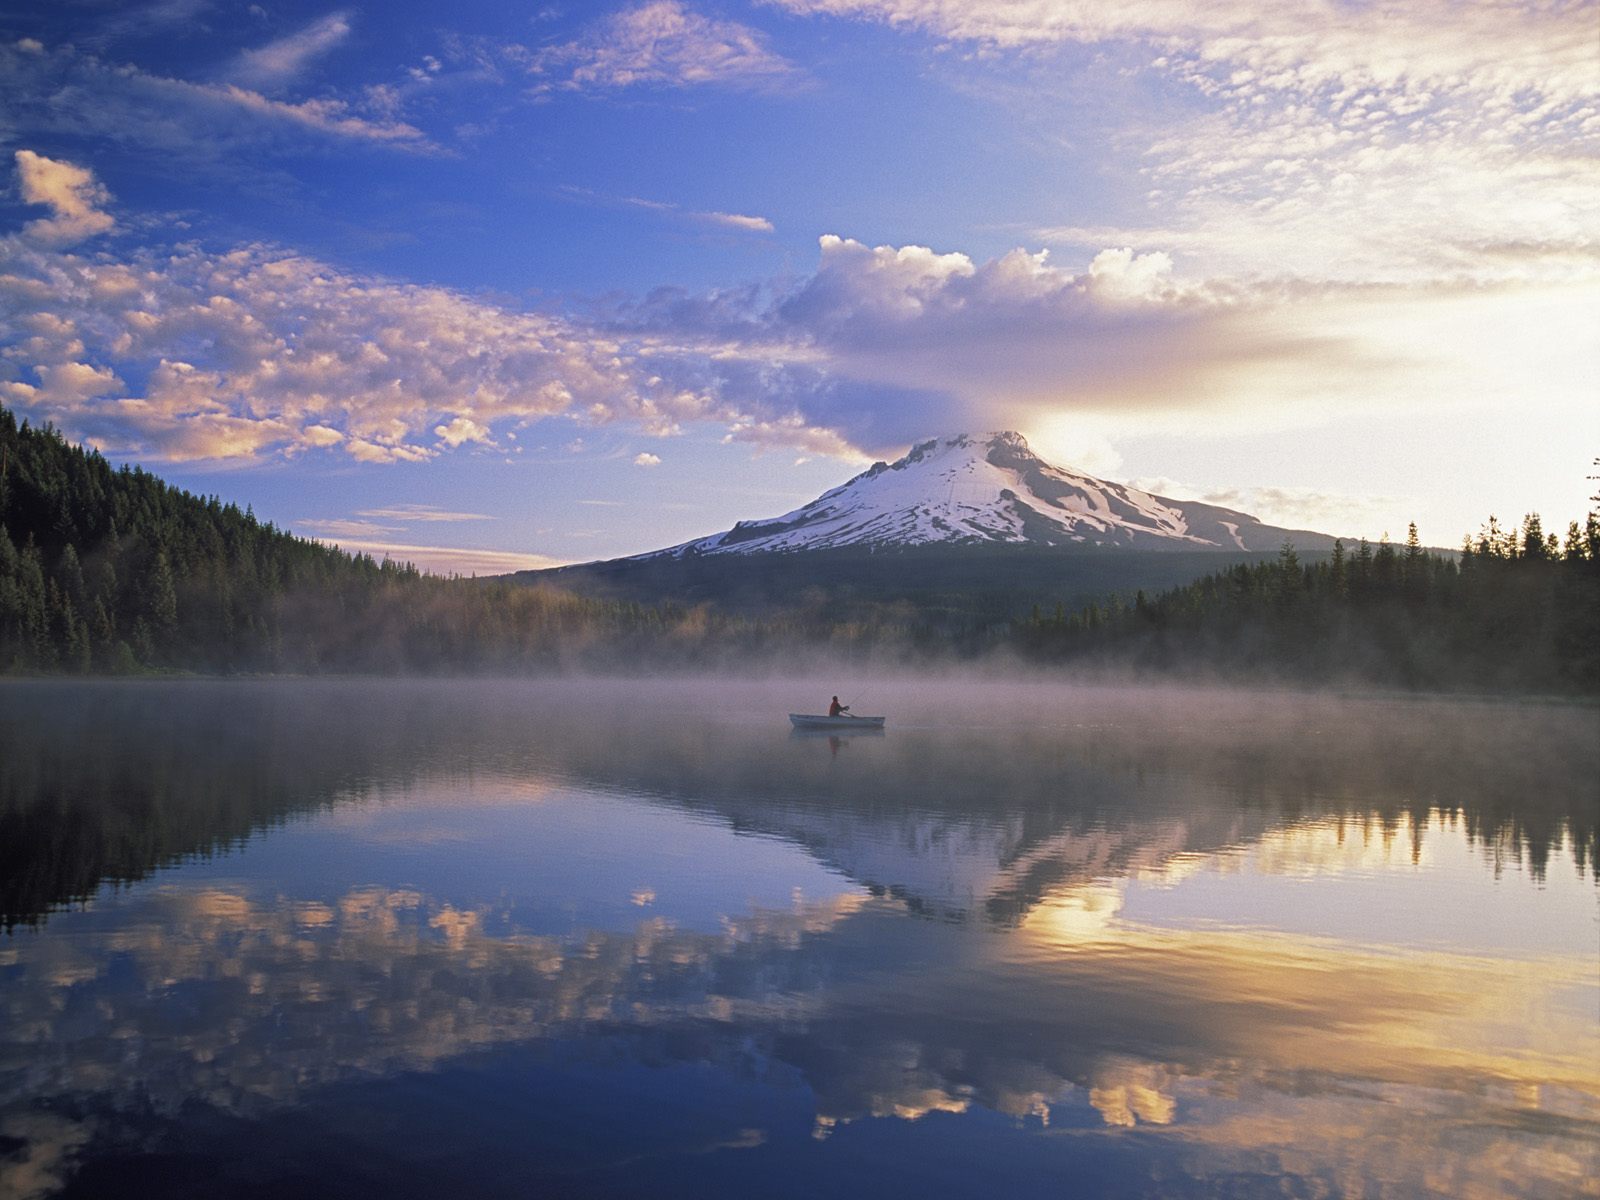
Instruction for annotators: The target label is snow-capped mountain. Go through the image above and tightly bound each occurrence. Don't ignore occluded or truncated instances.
[645,431,1336,557]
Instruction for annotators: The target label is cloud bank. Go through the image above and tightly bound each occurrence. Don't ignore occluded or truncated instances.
[4,155,1593,475]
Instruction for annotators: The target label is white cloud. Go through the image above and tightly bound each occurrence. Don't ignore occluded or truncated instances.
[633,452,662,467]
[771,2,1599,284]
[5,210,1592,473]
[433,416,494,447]
[13,151,115,244]
[523,1,802,94]
[0,235,760,463]
[768,1,1594,102]
[698,210,774,232]
[232,11,353,88]
[564,188,776,234]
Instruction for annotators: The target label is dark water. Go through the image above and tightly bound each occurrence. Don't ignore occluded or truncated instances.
[1,679,1596,1199]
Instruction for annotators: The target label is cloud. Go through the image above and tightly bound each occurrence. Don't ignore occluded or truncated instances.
[433,416,494,447]
[633,452,662,467]
[0,39,436,165]
[771,2,1599,284]
[623,232,1598,453]
[0,234,759,464]
[82,0,214,48]
[305,538,568,575]
[700,211,774,232]
[1127,479,1399,535]
[355,505,492,523]
[625,196,775,233]
[522,1,802,94]
[232,11,353,89]
[13,151,115,244]
[561,186,776,234]
[296,517,403,538]
[5,206,1592,472]
[768,0,1594,101]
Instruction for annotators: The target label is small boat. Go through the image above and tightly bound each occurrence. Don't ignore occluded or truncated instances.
[789,713,886,730]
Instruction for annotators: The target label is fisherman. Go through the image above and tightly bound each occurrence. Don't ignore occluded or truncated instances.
[828,696,848,717]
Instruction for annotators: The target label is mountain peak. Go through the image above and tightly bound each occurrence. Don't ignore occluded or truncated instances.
[635,432,1338,559]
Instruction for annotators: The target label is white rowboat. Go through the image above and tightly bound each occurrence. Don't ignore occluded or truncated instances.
[789,713,886,730]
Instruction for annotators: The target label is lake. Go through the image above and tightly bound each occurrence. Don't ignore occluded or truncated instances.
[1,678,1596,1198]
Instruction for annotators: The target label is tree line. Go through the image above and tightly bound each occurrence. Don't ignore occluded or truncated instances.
[2,405,1595,691]
[1012,517,1600,692]
[0,408,898,673]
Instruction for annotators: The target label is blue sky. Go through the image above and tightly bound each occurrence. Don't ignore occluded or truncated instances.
[1,0,1595,570]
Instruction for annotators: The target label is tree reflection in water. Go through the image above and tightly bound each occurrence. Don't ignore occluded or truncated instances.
[0,679,1595,1198]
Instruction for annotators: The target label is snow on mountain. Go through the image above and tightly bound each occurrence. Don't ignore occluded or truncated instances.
[645,432,1334,557]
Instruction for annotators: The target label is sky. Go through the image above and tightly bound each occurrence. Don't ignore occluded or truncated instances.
[0,0,1595,572]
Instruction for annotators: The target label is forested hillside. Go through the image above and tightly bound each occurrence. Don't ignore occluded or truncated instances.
[2,406,1595,691]
[0,408,867,673]
[1014,520,1600,692]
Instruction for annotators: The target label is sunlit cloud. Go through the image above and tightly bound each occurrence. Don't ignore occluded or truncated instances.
[519,1,803,95]
[296,517,404,539]
[355,504,493,523]
[634,451,663,467]
[12,151,115,245]
[303,539,568,575]
[773,1,1599,284]
[5,153,1591,476]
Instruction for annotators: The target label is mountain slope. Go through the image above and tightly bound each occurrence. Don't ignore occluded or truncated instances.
[651,432,1339,557]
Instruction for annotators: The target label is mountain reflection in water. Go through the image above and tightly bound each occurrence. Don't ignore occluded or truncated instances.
[1,679,1596,1199]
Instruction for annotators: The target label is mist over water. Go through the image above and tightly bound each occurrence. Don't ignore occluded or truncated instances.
[1,678,1596,1199]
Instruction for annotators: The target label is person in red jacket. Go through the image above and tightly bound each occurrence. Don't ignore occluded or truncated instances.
[828,696,847,717]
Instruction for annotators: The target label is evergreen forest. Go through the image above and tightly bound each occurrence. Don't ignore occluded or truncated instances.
[1,406,1595,692]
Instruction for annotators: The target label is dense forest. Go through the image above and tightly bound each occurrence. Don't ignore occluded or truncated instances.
[1014,519,1600,692]
[0,407,881,672]
[1,405,1596,691]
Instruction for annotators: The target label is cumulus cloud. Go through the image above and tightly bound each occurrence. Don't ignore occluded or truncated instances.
[433,416,494,448]
[0,232,777,464]
[626,232,1598,452]
[522,1,802,94]
[232,11,353,89]
[13,151,116,244]
[0,39,435,165]
[633,452,662,467]
[4,205,1592,471]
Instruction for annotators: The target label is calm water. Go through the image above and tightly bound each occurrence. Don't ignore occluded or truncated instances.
[1,679,1596,1199]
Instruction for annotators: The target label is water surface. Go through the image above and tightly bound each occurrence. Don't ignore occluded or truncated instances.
[1,679,1596,1198]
